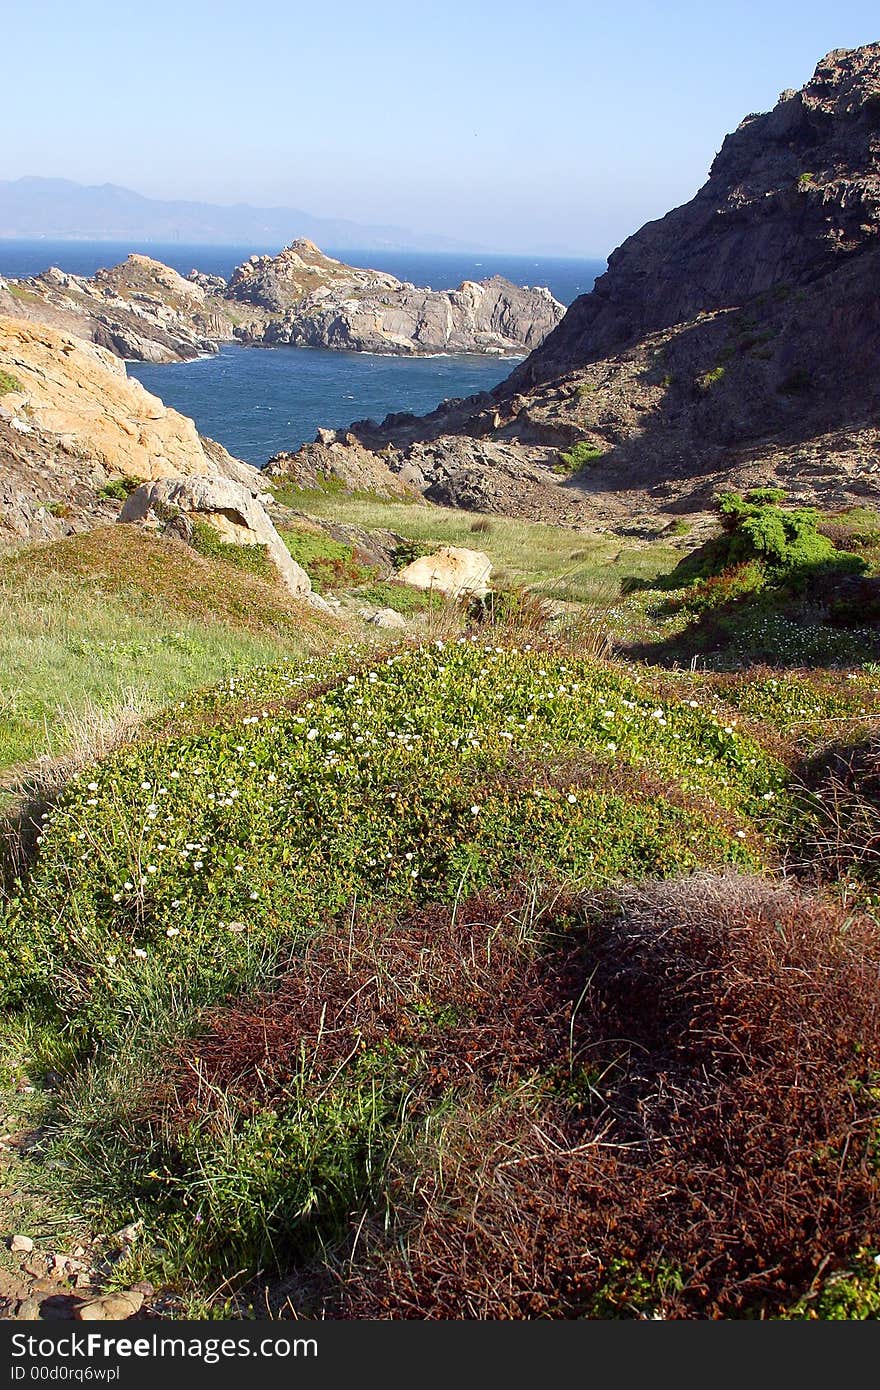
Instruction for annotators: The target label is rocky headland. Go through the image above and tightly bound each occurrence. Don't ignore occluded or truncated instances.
[0,240,564,363]
[269,45,880,526]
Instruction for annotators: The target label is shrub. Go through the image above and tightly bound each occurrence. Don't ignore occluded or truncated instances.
[714,491,866,585]
[99,478,140,502]
[554,441,606,475]
[0,369,23,395]
[698,365,725,390]
[343,874,880,1319]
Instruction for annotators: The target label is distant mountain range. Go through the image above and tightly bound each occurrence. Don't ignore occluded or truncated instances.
[0,177,475,252]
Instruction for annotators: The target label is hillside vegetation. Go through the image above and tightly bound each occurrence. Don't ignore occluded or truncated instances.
[1,604,879,1316]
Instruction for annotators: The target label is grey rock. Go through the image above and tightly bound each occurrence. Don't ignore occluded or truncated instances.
[118,476,313,598]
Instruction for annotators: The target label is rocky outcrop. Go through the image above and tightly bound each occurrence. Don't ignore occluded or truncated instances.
[0,255,222,363]
[1,241,564,362]
[270,45,880,524]
[229,240,563,355]
[0,315,258,543]
[118,476,319,601]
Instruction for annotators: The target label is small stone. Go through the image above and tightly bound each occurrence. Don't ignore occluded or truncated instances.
[10,1235,34,1254]
[75,1290,144,1321]
[15,1297,43,1320]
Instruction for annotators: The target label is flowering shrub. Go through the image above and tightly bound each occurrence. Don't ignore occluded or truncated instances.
[1,640,786,1035]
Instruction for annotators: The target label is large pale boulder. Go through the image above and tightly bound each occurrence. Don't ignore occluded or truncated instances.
[119,476,317,601]
[0,315,257,488]
[396,545,492,597]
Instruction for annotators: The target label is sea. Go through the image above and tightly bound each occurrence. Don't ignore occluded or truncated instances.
[0,240,604,466]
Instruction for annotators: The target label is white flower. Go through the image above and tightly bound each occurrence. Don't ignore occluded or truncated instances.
[470,804,481,816]
[107,954,117,966]
[249,890,259,900]
[124,880,134,890]
[133,948,147,959]
[146,865,158,875]
[193,860,204,870]
[87,782,98,791]
[140,781,152,791]
[307,729,319,741]
[166,927,180,938]
[567,793,577,804]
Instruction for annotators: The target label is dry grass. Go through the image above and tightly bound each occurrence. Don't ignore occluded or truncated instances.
[1,690,148,881]
[341,874,880,1318]
[155,872,880,1319]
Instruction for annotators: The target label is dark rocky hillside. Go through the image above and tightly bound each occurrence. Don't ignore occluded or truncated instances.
[273,45,880,525]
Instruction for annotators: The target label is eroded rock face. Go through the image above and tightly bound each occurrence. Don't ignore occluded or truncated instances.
[397,546,492,597]
[0,315,258,543]
[0,255,223,363]
[118,476,315,600]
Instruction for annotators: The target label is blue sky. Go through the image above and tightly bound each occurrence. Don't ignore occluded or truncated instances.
[6,0,879,254]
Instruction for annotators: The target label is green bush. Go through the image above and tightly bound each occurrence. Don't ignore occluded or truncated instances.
[99,478,140,502]
[554,441,606,475]
[714,491,867,585]
[0,369,23,395]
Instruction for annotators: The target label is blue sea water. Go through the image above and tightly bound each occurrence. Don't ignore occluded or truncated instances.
[0,239,604,466]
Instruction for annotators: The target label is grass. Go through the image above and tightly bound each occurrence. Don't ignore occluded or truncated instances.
[0,527,339,776]
[272,489,679,602]
[554,441,606,475]
[279,528,378,592]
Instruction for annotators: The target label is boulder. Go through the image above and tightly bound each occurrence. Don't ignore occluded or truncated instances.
[119,476,317,600]
[396,545,492,597]
[359,605,408,629]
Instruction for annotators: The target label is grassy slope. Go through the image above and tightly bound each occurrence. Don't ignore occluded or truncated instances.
[0,527,339,774]
[2,503,880,1318]
[273,485,680,601]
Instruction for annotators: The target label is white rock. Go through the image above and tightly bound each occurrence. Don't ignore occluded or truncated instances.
[396,546,492,597]
[10,1235,34,1254]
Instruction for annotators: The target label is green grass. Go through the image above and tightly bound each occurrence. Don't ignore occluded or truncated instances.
[354,581,435,615]
[280,528,378,591]
[0,527,338,776]
[273,490,679,602]
[554,441,606,474]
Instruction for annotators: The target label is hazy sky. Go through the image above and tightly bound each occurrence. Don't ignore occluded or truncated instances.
[6,0,879,254]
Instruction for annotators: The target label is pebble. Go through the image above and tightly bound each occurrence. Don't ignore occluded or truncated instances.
[75,1290,144,1321]
[10,1235,34,1254]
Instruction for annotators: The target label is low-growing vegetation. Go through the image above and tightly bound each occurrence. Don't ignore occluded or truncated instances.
[2,485,880,1321]
[554,440,606,474]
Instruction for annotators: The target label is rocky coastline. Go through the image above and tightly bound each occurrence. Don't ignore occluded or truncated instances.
[0,240,564,364]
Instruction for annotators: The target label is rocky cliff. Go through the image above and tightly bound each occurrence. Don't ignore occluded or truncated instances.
[0,316,256,543]
[1,241,564,363]
[271,45,880,525]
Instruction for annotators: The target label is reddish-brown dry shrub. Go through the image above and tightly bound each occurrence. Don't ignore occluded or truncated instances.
[797,735,880,885]
[167,873,880,1319]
